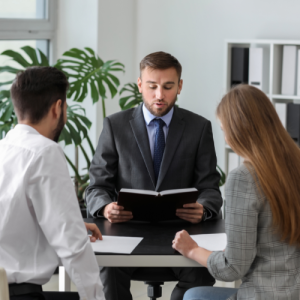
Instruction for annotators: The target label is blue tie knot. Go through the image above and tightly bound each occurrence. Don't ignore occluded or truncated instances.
[152,118,166,129]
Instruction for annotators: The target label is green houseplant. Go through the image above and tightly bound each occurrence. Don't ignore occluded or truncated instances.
[0,46,125,203]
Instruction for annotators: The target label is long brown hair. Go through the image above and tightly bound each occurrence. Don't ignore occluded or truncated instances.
[217,84,300,245]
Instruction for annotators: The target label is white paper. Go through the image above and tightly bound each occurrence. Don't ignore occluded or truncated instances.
[190,233,227,251]
[90,235,143,254]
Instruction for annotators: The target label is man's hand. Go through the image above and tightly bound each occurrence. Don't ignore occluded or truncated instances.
[172,230,199,258]
[176,202,204,224]
[84,223,102,242]
[103,202,133,223]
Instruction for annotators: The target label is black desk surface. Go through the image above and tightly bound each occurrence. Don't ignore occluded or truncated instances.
[84,218,225,256]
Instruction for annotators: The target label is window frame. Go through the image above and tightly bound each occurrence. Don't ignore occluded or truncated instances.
[0,0,57,31]
[0,0,57,64]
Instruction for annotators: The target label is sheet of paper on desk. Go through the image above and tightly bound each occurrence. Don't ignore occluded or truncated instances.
[190,233,227,251]
[90,235,143,254]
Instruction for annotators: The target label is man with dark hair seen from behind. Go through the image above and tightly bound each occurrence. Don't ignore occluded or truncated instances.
[0,67,106,300]
[86,52,223,300]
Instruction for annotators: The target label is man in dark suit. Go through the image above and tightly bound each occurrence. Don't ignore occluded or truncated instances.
[86,51,223,300]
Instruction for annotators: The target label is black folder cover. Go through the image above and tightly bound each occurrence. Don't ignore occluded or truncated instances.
[117,188,199,222]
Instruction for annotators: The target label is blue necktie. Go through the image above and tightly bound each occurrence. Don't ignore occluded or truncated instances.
[152,118,166,183]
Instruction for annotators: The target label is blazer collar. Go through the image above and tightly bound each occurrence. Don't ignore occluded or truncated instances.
[130,105,156,188]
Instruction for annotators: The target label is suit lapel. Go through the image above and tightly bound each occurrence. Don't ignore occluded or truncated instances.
[130,105,156,188]
[156,107,185,190]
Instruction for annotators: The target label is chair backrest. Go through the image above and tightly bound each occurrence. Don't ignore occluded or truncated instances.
[0,267,9,300]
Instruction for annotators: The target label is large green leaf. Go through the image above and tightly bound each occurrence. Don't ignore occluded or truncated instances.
[0,90,17,138]
[56,47,125,116]
[119,83,143,110]
[59,104,92,146]
[0,46,50,76]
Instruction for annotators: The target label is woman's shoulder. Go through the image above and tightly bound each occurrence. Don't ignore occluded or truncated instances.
[227,163,255,184]
[226,163,265,210]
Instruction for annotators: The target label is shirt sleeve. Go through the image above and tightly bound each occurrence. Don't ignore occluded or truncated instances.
[27,143,105,300]
[207,167,260,282]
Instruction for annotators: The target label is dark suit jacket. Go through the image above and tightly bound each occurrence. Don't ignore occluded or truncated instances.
[86,104,223,219]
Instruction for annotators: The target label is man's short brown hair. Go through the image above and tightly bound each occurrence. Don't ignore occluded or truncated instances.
[140,51,182,81]
[11,66,69,124]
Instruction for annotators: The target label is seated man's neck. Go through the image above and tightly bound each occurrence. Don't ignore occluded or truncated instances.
[19,119,54,141]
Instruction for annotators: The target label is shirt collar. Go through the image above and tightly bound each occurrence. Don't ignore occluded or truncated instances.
[142,104,174,128]
[14,124,40,135]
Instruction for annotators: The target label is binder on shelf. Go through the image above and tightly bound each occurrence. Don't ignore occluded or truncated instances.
[231,47,249,87]
[281,45,297,95]
[228,152,239,173]
[297,49,300,96]
[275,103,287,129]
[287,103,300,145]
[249,48,263,90]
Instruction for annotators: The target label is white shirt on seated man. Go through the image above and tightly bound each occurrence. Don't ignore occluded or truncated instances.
[0,66,105,300]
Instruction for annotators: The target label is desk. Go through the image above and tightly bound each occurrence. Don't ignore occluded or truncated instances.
[59,218,225,291]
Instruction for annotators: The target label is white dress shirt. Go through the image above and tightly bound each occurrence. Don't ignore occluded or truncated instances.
[0,125,105,300]
[142,104,174,159]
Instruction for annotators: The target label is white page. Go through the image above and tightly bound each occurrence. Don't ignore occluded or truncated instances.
[90,235,143,254]
[160,188,197,196]
[190,233,227,251]
[120,188,158,196]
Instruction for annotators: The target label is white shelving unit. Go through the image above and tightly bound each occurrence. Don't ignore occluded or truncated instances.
[224,39,300,176]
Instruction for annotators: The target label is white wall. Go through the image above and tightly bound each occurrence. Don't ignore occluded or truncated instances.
[56,0,98,174]
[57,0,300,175]
[97,0,137,137]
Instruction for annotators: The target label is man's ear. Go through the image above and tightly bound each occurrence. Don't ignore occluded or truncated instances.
[51,99,62,120]
[177,79,183,95]
[137,77,142,93]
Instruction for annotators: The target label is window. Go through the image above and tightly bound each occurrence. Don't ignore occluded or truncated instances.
[0,1,56,65]
[0,0,56,31]
[0,0,47,19]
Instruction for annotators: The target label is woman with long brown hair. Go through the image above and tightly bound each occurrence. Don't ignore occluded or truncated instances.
[173,84,300,300]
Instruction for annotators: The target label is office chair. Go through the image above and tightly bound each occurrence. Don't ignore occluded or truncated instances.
[0,267,9,300]
[133,268,175,300]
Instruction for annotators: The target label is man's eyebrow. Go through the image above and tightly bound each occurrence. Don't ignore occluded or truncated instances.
[145,81,175,84]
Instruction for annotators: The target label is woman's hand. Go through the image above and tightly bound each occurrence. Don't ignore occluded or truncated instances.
[172,230,199,258]
[172,230,212,267]
[84,222,103,242]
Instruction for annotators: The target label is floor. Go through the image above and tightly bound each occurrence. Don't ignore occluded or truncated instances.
[43,274,237,300]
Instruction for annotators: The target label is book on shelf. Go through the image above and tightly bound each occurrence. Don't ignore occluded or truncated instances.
[275,103,287,129]
[297,49,300,96]
[249,48,263,90]
[117,188,198,222]
[281,45,297,95]
[231,47,249,87]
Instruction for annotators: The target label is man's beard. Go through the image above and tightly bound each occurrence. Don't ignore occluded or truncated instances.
[142,95,177,117]
[53,109,65,143]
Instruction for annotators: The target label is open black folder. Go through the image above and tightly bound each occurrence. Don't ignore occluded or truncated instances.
[117,188,199,222]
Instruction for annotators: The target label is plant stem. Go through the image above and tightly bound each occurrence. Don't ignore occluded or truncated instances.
[75,146,79,196]
[86,135,95,156]
[102,97,106,119]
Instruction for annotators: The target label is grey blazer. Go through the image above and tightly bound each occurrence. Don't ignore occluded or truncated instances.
[208,164,300,300]
[86,104,222,218]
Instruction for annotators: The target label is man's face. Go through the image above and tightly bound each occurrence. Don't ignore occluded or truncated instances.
[138,67,183,117]
[53,101,67,143]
